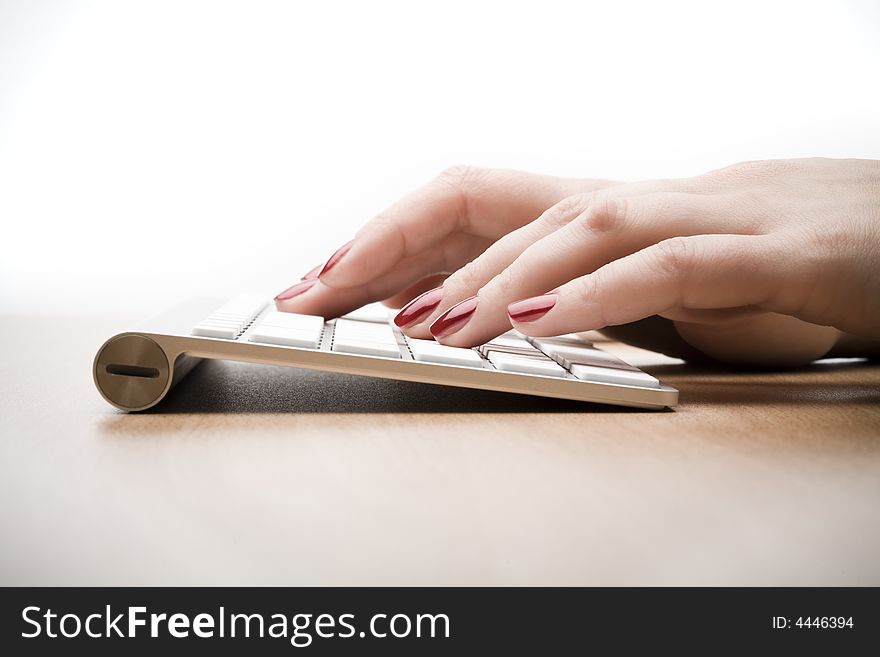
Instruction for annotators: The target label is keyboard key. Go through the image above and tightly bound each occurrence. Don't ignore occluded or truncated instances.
[562,347,640,371]
[259,311,324,333]
[408,339,485,368]
[192,324,239,340]
[198,318,244,328]
[340,303,395,323]
[570,363,660,388]
[200,319,246,332]
[248,312,324,349]
[531,334,593,349]
[492,334,535,348]
[332,336,400,358]
[484,350,549,361]
[543,345,627,370]
[332,319,400,358]
[487,352,566,377]
[249,325,321,349]
[478,335,543,357]
[333,319,396,342]
[530,337,598,365]
[192,296,267,339]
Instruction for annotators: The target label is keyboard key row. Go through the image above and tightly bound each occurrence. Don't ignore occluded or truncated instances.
[192,296,267,339]
[528,336,659,387]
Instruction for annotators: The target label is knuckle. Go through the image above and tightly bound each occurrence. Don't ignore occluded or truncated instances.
[759,235,816,316]
[576,273,609,327]
[576,273,600,305]
[434,165,489,229]
[363,211,407,248]
[482,263,529,300]
[726,159,771,176]
[717,158,798,182]
[537,193,592,228]
[801,221,850,255]
[435,165,486,193]
[653,237,696,277]
[367,210,394,229]
[446,258,486,293]
[581,195,630,233]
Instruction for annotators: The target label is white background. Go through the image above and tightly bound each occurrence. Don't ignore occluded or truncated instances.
[1,0,878,316]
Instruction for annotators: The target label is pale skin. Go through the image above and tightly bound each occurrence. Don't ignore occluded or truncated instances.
[277,158,880,366]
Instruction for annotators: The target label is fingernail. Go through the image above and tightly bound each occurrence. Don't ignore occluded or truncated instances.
[318,239,354,277]
[274,278,317,301]
[300,263,323,280]
[508,293,558,323]
[429,296,478,339]
[394,287,444,328]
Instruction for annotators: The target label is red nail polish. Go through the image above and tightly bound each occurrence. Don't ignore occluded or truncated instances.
[429,296,478,338]
[275,278,317,301]
[318,240,354,277]
[508,293,558,323]
[394,287,444,328]
[300,263,323,280]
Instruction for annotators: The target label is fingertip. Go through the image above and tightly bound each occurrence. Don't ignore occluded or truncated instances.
[506,287,604,337]
[317,235,402,289]
[507,316,556,337]
[300,263,323,280]
[401,324,434,340]
[393,286,444,328]
[274,279,317,303]
[317,239,355,280]
[428,296,479,341]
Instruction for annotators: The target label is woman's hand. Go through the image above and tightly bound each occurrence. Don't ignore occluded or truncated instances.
[275,167,618,318]
[277,158,880,366]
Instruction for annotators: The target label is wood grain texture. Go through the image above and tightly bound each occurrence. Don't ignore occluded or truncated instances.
[1,316,878,585]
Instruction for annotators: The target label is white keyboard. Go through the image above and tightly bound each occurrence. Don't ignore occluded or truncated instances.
[190,297,661,387]
[94,296,678,411]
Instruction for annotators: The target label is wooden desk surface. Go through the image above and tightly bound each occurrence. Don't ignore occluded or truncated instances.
[1,315,878,586]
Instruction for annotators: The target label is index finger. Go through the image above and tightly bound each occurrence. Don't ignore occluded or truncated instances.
[315,166,607,289]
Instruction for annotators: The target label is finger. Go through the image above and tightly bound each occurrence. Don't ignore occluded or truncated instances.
[276,233,488,319]
[317,167,612,289]
[381,274,449,309]
[507,234,786,336]
[300,263,323,280]
[398,180,715,339]
[431,191,743,346]
[394,192,595,338]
